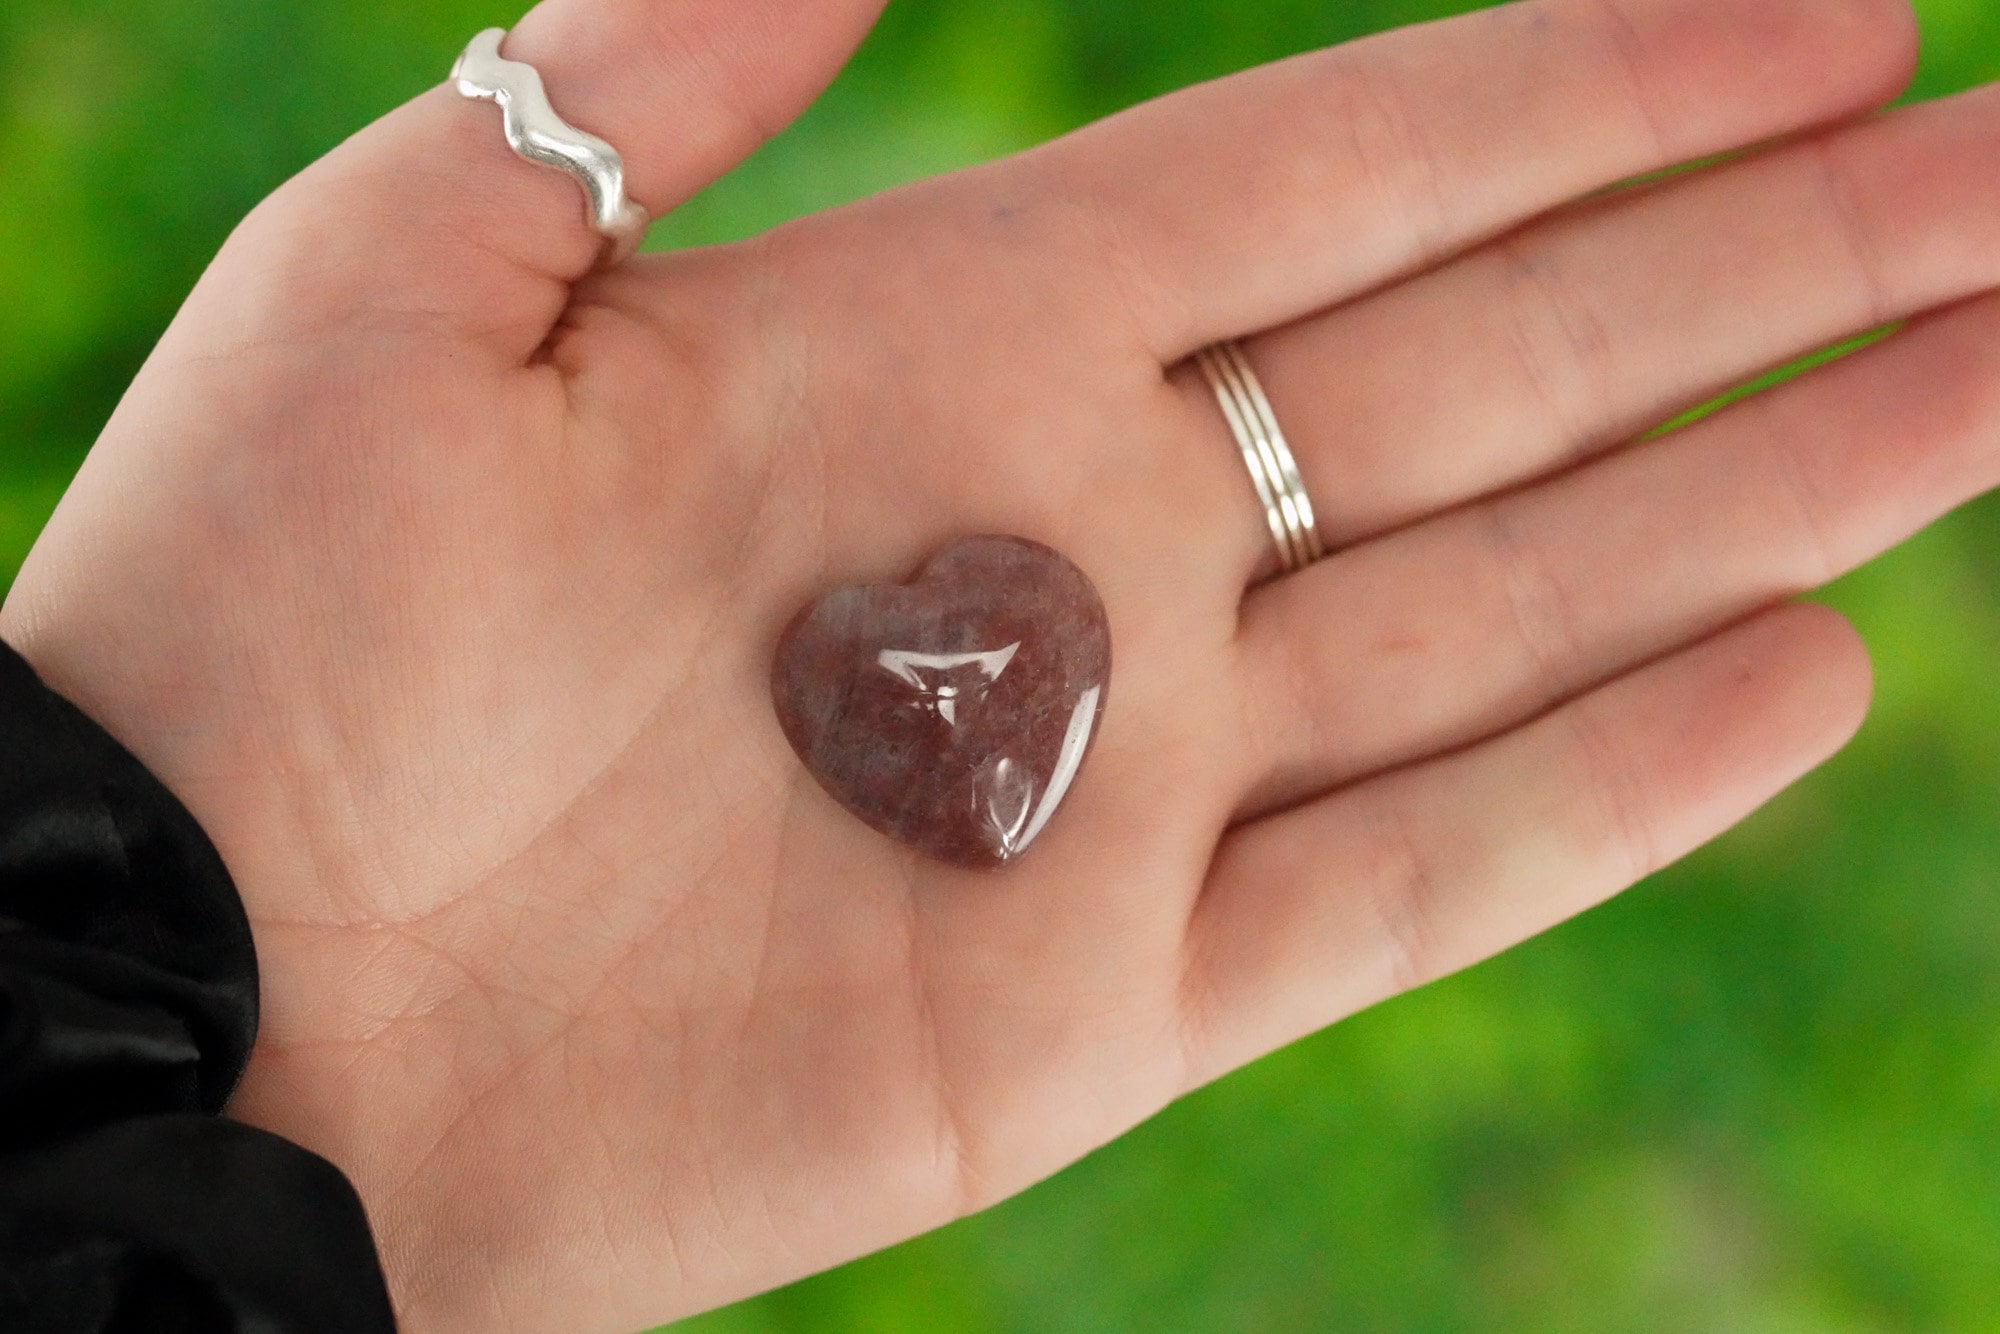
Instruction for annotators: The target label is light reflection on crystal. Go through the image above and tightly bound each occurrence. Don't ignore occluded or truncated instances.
[1012,685,1100,857]
[976,755,1037,859]
[876,643,1022,728]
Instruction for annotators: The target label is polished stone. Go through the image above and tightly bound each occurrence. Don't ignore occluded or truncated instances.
[771,535,1111,867]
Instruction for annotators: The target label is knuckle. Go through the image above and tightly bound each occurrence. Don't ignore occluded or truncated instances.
[1321,54,1456,264]
[1480,501,1587,694]
[1366,798,1446,996]
[1563,699,1659,886]
[1755,392,1845,589]
[1490,235,1613,452]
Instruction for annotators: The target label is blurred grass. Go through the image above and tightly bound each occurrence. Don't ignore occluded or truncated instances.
[4,1,2000,1330]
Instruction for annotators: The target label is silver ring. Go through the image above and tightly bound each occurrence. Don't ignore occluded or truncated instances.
[453,28,649,267]
[1194,340,1326,573]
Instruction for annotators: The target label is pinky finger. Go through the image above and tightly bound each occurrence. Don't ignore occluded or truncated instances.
[1182,603,1871,1087]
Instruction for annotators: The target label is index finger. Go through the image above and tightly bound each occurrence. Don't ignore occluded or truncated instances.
[1027,0,1918,361]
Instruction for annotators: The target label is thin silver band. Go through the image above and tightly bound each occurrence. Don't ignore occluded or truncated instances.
[453,28,649,267]
[1195,341,1325,573]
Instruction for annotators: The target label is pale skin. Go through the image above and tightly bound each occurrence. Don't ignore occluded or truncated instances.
[6,0,1999,1327]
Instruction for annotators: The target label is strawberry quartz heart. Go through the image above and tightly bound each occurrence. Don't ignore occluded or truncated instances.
[771,535,1112,868]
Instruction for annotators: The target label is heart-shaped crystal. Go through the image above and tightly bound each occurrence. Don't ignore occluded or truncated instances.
[771,535,1111,867]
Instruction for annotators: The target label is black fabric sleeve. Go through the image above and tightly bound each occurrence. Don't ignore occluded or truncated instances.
[0,640,398,1331]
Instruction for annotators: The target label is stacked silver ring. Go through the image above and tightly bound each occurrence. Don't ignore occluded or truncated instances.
[1194,341,1325,573]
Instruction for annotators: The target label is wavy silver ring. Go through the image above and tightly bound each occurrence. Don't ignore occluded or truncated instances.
[1195,341,1326,574]
[453,28,650,267]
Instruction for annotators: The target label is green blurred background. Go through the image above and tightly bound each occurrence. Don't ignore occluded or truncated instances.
[5,1,2000,1329]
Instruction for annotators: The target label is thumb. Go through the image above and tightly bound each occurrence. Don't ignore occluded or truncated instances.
[216,0,887,359]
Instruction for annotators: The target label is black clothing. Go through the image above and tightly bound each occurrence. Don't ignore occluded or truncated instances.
[0,642,396,1331]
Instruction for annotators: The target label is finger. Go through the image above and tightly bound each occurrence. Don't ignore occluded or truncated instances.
[1233,289,2000,816]
[1195,81,2000,575]
[1030,0,1916,361]
[204,0,885,358]
[1183,603,1870,1085]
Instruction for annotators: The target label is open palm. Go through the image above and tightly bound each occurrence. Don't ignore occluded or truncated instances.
[6,0,1997,1329]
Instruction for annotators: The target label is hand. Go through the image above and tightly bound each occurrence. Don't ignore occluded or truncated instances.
[5,0,1990,1328]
